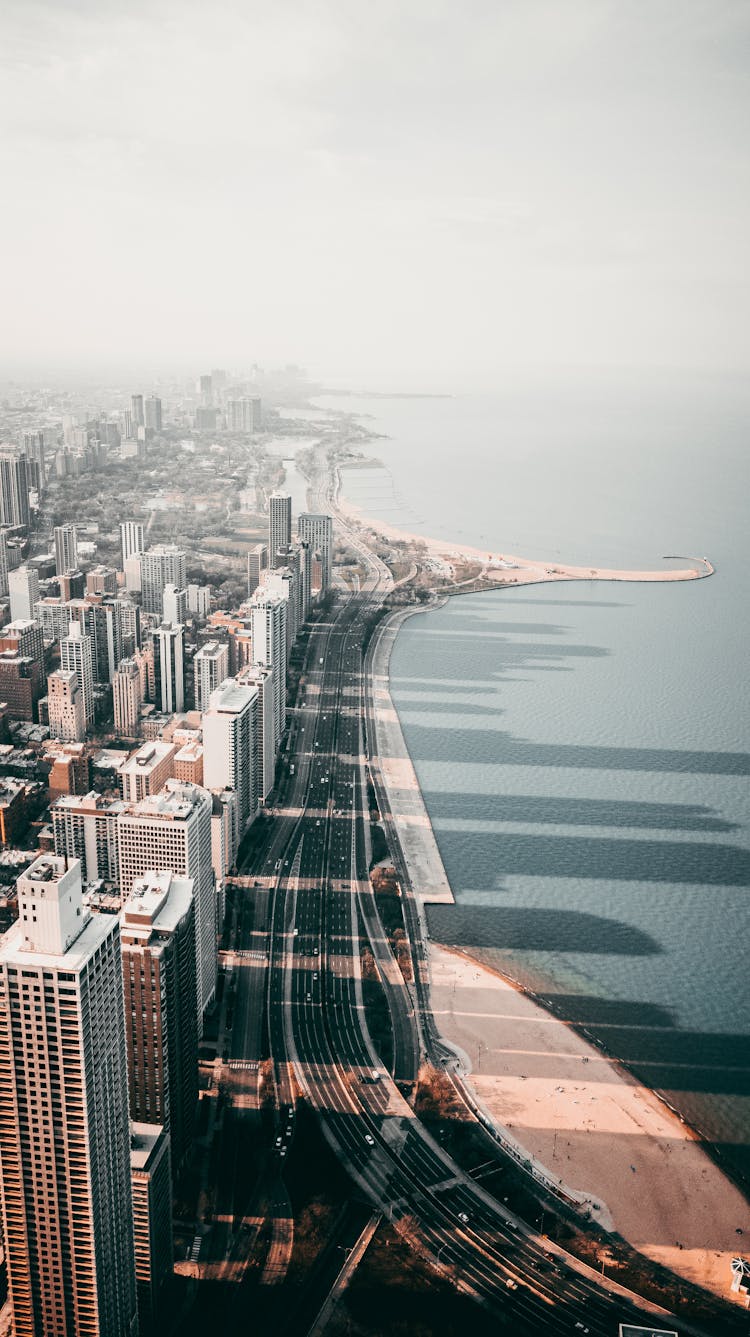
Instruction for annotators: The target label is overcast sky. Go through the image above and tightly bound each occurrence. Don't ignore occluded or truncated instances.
[1,0,748,389]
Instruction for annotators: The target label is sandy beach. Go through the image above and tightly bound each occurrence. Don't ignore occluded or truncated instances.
[430,944,749,1303]
[336,487,714,584]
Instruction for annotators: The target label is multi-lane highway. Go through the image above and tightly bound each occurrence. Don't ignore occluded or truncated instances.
[226,517,732,1336]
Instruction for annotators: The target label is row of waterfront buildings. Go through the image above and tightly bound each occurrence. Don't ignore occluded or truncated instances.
[0,460,334,1330]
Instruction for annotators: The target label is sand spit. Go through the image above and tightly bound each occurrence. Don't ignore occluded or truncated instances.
[337,491,714,586]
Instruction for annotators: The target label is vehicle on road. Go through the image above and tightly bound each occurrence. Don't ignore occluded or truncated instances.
[505,1279,518,1290]
[365,1134,375,1145]
[458,1212,470,1223]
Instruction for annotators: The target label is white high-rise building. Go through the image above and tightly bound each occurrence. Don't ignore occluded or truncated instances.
[193,640,229,712]
[8,566,39,623]
[238,663,276,802]
[0,855,138,1336]
[60,620,95,724]
[47,667,86,741]
[202,678,258,835]
[153,622,185,714]
[162,584,187,624]
[186,583,211,618]
[113,657,143,736]
[250,592,287,745]
[298,512,333,591]
[140,546,186,615]
[261,565,296,657]
[120,740,177,803]
[117,780,215,1022]
[53,523,78,576]
[120,520,145,570]
[268,492,292,565]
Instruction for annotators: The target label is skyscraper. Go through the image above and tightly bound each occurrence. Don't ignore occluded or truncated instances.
[193,640,229,712]
[132,393,145,428]
[60,621,94,725]
[140,545,187,615]
[246,542,267,597]
[113,657,143,736]
[144,396,162,432]
[8,566,40,623]
[120,520,145,570]
[0,855,138,1336]
[117,780,215,1021]
[0,452,30,529]
[250,591,287,745]
[153,622,185,714]
[202,678,258,836]
[227,396,262,432]
[162,584,187,625]
[268,492,292,564]
[22,430,45,483]
[51,791,123,885]
[298,512,333,591]
[120,741,177,803]
[47,668,86,742]
[54,524,78,576]
[237,663,276,802]
[120,870,198,1179]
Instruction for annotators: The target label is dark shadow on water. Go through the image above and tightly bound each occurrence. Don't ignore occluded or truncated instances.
[395,700,505,717]
[405,724,750,776]
[433,829,750,886]
[424,791,738,834]
[498,597,629,608]
[533,994,750,1101]
[427,904,662,957]
[415,630,610,659]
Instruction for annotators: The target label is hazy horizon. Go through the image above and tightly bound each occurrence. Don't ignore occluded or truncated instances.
[2,1,749,392]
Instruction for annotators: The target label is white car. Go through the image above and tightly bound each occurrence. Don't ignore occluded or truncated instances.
[364,1134,375,1146]
[458,1212,469,1223]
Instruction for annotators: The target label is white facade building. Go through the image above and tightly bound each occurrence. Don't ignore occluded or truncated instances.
[60,621,95,724]
[47,667,86,742]
[250,592,287,745]
[53,523,78,576]
[140,546,186,615]
[8,566,39,623]
[202,678,258,835]
[193,640,230,713]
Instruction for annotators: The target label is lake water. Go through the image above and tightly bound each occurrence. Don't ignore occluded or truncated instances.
[317,377,750,1185]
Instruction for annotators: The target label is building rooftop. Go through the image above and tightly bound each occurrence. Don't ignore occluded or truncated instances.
[130,1122,166,1171]
[126,779,208,822]
[121,869,194,939]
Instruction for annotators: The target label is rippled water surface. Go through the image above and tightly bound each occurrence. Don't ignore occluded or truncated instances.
[318,378,750,1181]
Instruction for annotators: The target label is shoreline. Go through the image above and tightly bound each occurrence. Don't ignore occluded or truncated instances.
[337,487,714,585]
[354,491,747,1307]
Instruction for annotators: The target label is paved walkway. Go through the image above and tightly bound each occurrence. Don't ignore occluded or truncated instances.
[369,608,453,906]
